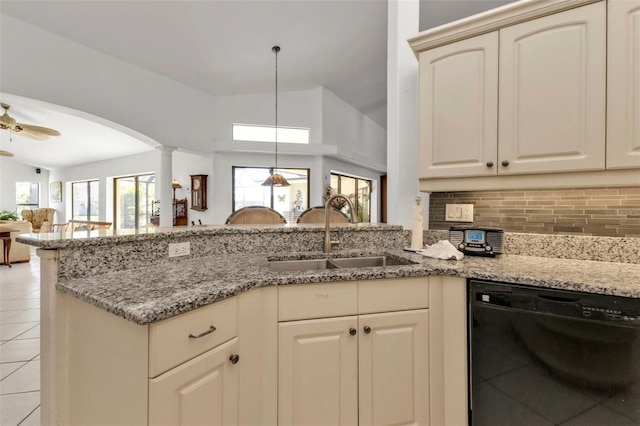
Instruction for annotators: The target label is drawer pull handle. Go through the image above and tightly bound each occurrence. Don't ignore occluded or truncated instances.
[189,325,217,339]
[349,328,357,336]
[363,326,372,334]
[229,354,240,364]
[501,160,510,167]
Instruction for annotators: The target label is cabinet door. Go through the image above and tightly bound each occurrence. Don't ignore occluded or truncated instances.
[607,0,640,169]
[499,2,606,175]
[149,338,239,426]
[278,316,358,426]
[359,309,429,426]
[418,32,499,179]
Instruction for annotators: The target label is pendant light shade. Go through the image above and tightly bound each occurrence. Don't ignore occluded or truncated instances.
[262,45,290,187]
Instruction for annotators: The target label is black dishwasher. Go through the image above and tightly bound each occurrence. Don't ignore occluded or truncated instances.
[469,280,640,425]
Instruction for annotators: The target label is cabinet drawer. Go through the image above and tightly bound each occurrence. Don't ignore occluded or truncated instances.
[279,282,358,321]
[359,277,429,314]
[149,297,237,377]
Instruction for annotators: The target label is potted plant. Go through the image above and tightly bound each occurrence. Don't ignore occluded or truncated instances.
[0,210,19,221]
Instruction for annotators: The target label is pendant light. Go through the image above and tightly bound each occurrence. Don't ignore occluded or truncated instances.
[262,45,290,187]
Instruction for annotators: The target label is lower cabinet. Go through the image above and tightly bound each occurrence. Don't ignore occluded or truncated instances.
[63,276,466,426]
[278,278,430,426]
[149,338,240,426]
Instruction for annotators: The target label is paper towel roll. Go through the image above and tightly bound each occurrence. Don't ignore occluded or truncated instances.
[411,197,423,249]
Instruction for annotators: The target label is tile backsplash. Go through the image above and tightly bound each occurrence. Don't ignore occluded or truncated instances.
[429,187,640,237]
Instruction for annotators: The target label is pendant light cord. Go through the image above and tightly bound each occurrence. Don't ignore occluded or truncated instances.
[273,45,280,173]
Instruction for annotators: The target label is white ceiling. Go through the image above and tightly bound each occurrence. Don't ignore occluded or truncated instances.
[0,95,157,170]
[0,0,516,170]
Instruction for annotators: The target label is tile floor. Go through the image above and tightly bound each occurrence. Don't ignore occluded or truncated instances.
[0,255,41,426]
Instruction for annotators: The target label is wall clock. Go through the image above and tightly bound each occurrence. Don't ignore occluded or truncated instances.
[190,174,208,211]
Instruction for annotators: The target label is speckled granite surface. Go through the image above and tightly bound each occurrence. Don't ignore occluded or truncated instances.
[17,224,406,280]
[56,250,640,325]
[17,225,640,324]
[424,230,640,264]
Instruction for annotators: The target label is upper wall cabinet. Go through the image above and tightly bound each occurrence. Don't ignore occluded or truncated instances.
[418,32,499,179]
[410,0,639,191]
[607,0,640,169]
[498,2,606,175]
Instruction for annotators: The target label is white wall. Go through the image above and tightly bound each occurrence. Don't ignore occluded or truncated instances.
[387,0,424,229]
[2,14,390,226]
[0,156,51,216]
[322,87,387,168]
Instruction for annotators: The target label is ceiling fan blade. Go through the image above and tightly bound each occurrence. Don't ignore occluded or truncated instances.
[0,150,14,157]
[12,128,49,140]
[16,123,61,137]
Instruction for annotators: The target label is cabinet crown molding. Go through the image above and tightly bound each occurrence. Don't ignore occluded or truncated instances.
[408,0,601,55]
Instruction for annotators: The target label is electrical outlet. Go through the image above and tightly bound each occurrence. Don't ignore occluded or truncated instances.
[445,204,474,223]
[168,242,190,257]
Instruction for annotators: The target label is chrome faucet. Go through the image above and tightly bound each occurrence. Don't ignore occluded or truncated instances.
[324,194,356,253]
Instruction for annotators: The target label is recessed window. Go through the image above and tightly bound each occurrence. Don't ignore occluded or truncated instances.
[232,166,310,223]
[72,180,99,221]
[114,174,155,230]
[232,124,310,144]
[330,173,372,223]
[15,182,39,215]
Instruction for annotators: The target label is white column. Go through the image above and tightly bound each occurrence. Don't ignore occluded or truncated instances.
[157,146,176,227]
[387,0,423,229]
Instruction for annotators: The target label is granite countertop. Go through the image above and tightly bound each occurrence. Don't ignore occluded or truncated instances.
[16,223,401,249]
[57,250,640,325]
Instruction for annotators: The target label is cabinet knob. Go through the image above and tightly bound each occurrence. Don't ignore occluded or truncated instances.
[501,160,510,167]
[486,161,494,168]
[363,326,372,334]
[349,328,357,336]
[229,354,240,365]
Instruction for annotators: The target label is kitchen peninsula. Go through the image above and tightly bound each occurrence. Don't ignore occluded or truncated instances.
[17,225,640,425]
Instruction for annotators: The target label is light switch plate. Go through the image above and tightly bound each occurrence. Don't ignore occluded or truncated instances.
[445,204,474,223]
[169,242,190,257]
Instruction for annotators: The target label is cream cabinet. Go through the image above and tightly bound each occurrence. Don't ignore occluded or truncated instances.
[607,0,640,169]
[498,1,606,175]
[418,32,499,179]
[149,338,240,425]
[277,278,430,426]
[62,287,278,426]
[278,316,359,425]
[418,2,605,180]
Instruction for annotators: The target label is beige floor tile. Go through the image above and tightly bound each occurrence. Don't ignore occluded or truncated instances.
[19,406,40,426]
[0,339,39,363]
[0,323,39,341]
[0,361,40,395]
[0,300,39,312]
[0,311,24,322]
[0,391,39,426]
[1,310,40,324]
[15,325,39,340]
[0,362,26,381]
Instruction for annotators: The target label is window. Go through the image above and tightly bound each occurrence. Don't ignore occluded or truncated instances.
[232,124,310,144]
[15,182,39,215]
[330,173,372,223]
[232,167,310,223]
[114,174,155,230]
[72,180,99,221]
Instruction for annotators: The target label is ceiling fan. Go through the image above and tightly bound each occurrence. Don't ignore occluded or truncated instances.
[0,102,61,157]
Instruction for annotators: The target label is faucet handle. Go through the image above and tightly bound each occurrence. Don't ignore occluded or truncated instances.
[331,239,340,250]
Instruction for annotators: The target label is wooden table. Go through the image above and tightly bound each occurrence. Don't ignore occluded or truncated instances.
[0,229,17,267]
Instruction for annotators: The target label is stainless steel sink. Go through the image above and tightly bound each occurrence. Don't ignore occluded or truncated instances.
[330,255,414,268]
[268,254,417,272]
[268,258,339,272]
